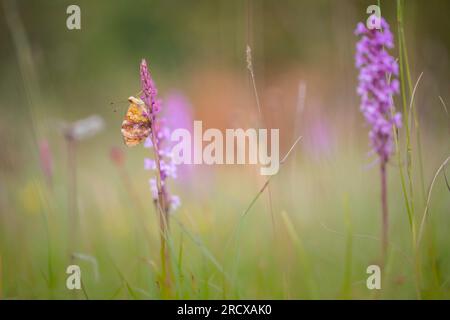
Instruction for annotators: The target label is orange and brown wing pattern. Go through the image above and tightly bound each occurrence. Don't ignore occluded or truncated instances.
[121,96,151,147]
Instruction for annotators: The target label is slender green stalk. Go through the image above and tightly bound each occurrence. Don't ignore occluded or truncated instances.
[246,44,276,236]
[386,0,413,238]
[400,4,433,295]
[393,125,414,229]
[397,0,415,222]
[400,23,426,203]
[150,122,172,297]
[396,0,422,298]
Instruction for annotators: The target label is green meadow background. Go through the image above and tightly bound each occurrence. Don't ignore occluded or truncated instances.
[0,0,449,299]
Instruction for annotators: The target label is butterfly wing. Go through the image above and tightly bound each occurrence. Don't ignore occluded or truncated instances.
[121,98,151,147]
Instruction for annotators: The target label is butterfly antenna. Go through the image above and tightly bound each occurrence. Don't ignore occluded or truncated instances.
[110,99,129,113]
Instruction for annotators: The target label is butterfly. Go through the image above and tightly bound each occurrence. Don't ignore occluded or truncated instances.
[121,96,151,147]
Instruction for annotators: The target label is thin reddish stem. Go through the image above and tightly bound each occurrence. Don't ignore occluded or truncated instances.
[380,162,388,267]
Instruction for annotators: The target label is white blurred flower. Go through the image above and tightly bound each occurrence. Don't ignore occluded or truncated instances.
[65,115,104,141]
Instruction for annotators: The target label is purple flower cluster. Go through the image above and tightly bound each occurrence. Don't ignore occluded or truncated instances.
[140,59,161,118]
[355,18,401,163]
[140,59,180,212]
